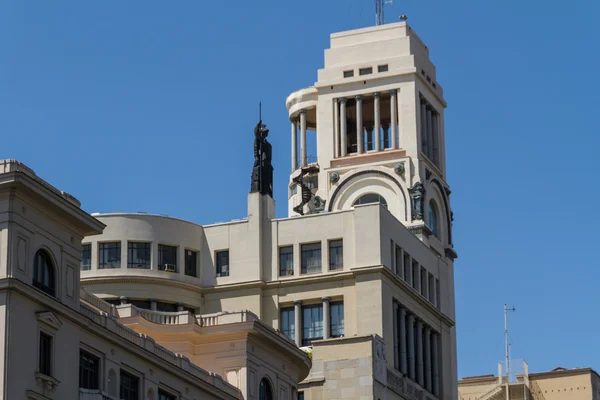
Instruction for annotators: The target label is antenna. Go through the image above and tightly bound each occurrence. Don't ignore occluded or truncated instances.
[504,304,516,391]
[259,102,262,121]
[375,0,393,25]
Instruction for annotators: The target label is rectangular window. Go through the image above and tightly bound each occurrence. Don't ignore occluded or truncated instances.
[81,244,91,271]
[128,242,151,269]
[298,392,305,400]
[159,389,176,400]
[403,252,411,282]
[328,240,343,271]
[216,250,229,277]
[290,184,298,196]
[302,304,323,346]
[301,243,322,274]
[359,67,373,75]
[120,370,139,400]
[428,273,435,303]
[412,260,419,289]
[421,267,427,297]
[343,70,354,78]
[279,246,294,276]
[280,307,295,342]
[378,64,389,72]
[158,244,177,271]
[185,250,198,277]
[436,278,441,309]
[39,332,52,376]
[395,246,403,278]
[79,350,100,390]
[330,302,344,338]
[99,242,121,269]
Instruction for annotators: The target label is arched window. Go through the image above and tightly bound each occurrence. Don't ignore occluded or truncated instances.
[33,250,55,297]
[428,200,439,238]
[352,193,388,208]
[259,378,273,400]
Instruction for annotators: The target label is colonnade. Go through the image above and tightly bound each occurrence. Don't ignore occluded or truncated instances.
[393,302,440,397]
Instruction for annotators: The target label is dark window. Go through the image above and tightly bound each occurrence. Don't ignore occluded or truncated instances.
[128,242,151,269]
[79,350,100,390]
[279,246,294,276]
[185,250,198,277]
[39,332,52,376]
[378,64,389,72]
[33,250,55,297]
[395,246,403,278]
[330,302,344,338]
[156,302,178,312]
[436,278,441,308]
[216,250,229,277]
[120,370,139,400]
[428,200,439,237]
[158,244,177,271]
[301,243,321,274]
[280,307,295,342]
[302,304,323,346]
[403,252,411,282]
[99,242,121,269]
[129,300,152,309]
[420,267,427,297]
[290,184,298,196]
[159,389,176,400]
[428,273,435,303]
[353,193,388,208]
[359,67,373,75]
[259,378,273,400]
[81,244,91,271]
[343,70,354,78]
[328,240,343,271]
[412,260,419,289]
[298,392,305,400]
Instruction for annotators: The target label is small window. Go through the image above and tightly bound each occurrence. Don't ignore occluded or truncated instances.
[81,244,91,271]
[359,67,373,76]
[378,64,389,72]
[301,243,322,274]
[290,184,298,196]
[185,249,198,277]
[259,378,273,400]
[159,389,177,400]
[158,244,177,271]
[279,246,294,276]
[353,193,388,208]
[33,250,56,297]
[428,200,439,238]
[302,304,323,346]
[128,242,151,269]
[330,302,344,338]
[216,250,229,277]
[298,392,305,400]
[79,350,100,390]
[328,239,343,271]
[120,370,139,400]
[343,70,354,78]
[280,307,295,342]
[39,332,52,376]
[99,242,121,269]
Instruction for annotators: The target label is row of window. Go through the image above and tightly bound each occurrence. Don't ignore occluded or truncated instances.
[279,239,343,276]
[391,243,440,309]
[343,64,389,78]
[280,302,344,346]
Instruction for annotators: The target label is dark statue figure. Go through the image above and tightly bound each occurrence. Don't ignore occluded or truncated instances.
[250,120,273,197]
[409,182,426,221]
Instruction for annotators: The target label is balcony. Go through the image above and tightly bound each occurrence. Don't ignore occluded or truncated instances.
[79,389,116,400]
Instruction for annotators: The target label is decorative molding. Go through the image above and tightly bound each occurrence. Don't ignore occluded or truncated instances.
[26,390,51,400]
[35,372,60,393]
[36,311,62,331]
[394,163,405,176]
[329,171,340,184]
[407,224,432,238]
[444,247,458,260]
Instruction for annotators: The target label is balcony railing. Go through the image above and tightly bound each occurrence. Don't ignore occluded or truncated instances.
[79,389,117,400]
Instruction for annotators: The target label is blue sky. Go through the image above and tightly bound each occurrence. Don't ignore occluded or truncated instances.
[2,0,599,380]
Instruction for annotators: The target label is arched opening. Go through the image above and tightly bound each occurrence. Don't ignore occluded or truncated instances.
[33,250,55,297]
[428,200,439,238]
[352,193,388,208]
[259,378,273,400]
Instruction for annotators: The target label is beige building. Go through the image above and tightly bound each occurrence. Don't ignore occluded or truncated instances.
[458,366,600,400]
[80,21,459,400]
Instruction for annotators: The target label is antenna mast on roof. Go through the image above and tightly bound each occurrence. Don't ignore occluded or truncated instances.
[375,0,393,25]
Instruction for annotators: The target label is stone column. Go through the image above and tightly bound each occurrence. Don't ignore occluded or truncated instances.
[339,98,348,157]
[389,90,398,149]
[432,332,440,397]
[150,298,158,311]
[425,327,432,392]
[432,113,439,164]
[416,320,424,386]
[420,100,428,155]
[399,307,408,375]
[373,92,381,151]
[356,95,364,154]
[176,302,184,312]
[300,109,307,167]
[407,314,416,380]
[393,303,399,370]
[322,297,331,340]
[294,300,302,347]
[334,99,339,158]
[291,119,298,172]
[426,107,433,160]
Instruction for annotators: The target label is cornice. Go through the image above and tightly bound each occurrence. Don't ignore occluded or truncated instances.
[81,276,202,293]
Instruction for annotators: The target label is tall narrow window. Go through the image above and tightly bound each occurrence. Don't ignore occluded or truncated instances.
[33,250,56,297]
[420,267,427,297]
[259,378,273,400]
[216,250,229,277]
[428,200,439,238]
[128,242,151,269]
[158,244,177,271]
[412,260,419,290]
[120,370,139,400]
[185,249,198,277]
[279,246,294,276]
[428,273,435,303]
[159,389,176,400]
[302,304,323,346]
[328,240,343,271]
[39,332,52,376]
[330,302,344,338]
[403,252,411,282]
[79,350,100,390]
[436,278,441,309]
[301,243,322,274]
[395,246,403,278]
[81,244,91,271]
[280,307,295,342]
[99,242,121,269]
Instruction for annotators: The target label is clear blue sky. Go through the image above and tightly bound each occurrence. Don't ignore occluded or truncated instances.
[2,0,599,380]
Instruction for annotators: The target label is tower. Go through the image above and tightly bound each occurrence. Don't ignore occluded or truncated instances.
[287,22,456,257]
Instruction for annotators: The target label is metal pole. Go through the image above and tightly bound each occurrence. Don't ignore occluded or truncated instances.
[504,304,510,400]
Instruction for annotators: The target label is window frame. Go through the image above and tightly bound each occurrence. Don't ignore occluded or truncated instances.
[352,193,388,208]
[359,67,373,75]
[301,242,322,275]
[81,243,91,271]
[119,369,140,400]
[378,64,389,72]
[328,239,343,271]
[343,70,354,78]
[158,388,177,400]
[127,242,151,269]
[33,249,56,297]
[38,330,53,377]
[216,250,230,277]
[184,249,198,277]
[302,303,323,346]
[280,307,295,342]
[428,200,439,238]
[330,301,344,338]
[158,244,178,271]
[259,378,273,400]
[98,241,121,269]
[79,349,101,390]
[279,246,294,277]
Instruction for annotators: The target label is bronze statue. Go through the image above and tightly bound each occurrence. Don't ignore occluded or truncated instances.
[250,120,273,197]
